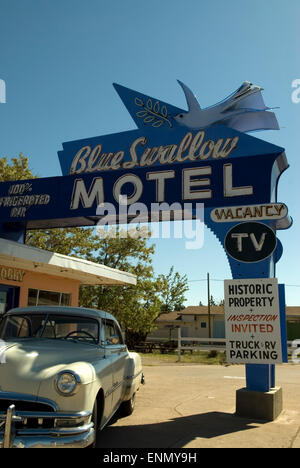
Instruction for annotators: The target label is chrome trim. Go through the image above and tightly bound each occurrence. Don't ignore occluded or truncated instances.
[0,405,94,448]
[0,410,92,421]
[55,370,81,397]
[2,405,22,448]
[17,423,93,436]
[125,369,143,381]
[99,403,121,432]
[104,380,124,398]
[4,405,13,448]
[0,429,95,448]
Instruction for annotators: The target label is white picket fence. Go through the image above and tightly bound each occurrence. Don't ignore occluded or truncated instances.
[175,328,297,362]
[176,327,226,361]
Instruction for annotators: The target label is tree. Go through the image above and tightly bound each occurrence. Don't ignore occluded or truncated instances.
[158,266,188,314]
[199,296,224,307]
[79,229,188,347]
[0,153,37,182]
[210,296,224,307]
[78,227,163,347]
[26,227,96,258]
[209,295,217,306]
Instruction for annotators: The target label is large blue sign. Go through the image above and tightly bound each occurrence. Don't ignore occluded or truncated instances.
[0,134,287,225]
[0,81,288,227]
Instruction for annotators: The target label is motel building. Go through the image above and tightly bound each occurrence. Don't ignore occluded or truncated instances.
[0,238,136,314]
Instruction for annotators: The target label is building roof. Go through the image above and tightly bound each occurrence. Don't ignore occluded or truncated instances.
[179,306,225,316]
[0,238,136,286]
[286,306,300,317]
[156,310,181,322]
[156,306,224,323]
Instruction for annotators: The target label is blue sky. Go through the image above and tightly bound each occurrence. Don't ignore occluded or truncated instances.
[0,0,299,305]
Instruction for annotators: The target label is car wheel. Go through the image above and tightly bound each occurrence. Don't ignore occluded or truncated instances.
[120,393,136,416]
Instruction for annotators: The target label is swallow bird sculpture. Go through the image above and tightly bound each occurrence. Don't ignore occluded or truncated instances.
[113,80,279,133]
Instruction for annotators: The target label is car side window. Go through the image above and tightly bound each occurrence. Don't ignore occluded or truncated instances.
[101,319,124,346]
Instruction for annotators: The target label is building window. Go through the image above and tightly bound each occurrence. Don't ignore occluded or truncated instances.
[200,322,207,328]
[28,289,71,307]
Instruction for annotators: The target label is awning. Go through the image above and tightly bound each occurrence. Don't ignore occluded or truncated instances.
[0,239,137,286]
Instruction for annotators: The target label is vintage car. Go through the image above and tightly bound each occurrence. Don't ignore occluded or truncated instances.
[0,306,144,448]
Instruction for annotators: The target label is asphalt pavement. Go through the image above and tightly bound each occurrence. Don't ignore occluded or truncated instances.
[96,360,300,449]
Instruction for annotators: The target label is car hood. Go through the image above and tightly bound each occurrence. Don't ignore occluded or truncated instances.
[0,339,97,395]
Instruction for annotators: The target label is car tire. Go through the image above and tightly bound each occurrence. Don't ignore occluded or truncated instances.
[120,393,136,416]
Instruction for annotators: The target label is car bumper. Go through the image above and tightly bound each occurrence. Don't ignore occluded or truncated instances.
[0,404,95,448]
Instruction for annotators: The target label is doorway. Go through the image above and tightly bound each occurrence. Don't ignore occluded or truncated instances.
[0,285,20,315]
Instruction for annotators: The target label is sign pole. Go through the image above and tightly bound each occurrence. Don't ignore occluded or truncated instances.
[207,272,211,340]
[177,327,181,362]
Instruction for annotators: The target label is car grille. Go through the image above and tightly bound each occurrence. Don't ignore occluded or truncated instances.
[0,400,55,430]
[0,399,54,413]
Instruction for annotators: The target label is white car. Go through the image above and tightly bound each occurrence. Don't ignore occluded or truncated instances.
[0,306,144,448]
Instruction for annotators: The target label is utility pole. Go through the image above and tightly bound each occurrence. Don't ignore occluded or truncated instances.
[207,272,211,339]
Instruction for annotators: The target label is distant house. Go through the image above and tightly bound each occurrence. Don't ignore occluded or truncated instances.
[285,307,300,340]
[147,306,225,341]
[147,305,300,341]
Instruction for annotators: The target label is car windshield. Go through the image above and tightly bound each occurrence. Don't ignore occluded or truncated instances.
[0,313,99,344]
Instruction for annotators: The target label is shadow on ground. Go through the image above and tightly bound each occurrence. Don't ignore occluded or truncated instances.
[96,411,265,448]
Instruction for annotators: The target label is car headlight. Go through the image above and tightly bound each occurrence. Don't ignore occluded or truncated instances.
[55,371,81,396]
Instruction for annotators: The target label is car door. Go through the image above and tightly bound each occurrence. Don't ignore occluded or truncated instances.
[98,320,115,426]
[102,319,128,412]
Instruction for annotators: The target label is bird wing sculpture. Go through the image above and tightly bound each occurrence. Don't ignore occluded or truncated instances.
[173,80,280,132]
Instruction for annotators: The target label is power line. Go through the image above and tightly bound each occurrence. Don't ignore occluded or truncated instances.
[188,278,224,283]
[188,279,300,287]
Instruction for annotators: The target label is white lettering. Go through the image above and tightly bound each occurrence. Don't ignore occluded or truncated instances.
[250,232,267,251]
[113,174,143,205]
[70,146,91,174]
[176,132,193,161]
[70,177,104,210]
[231,233,248,252]
[0,267,25,282]
[182,167,212,200]
[223,163,253,197]
[146,170,175,202]
[126,137,146,169]
[69,131,239,174]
